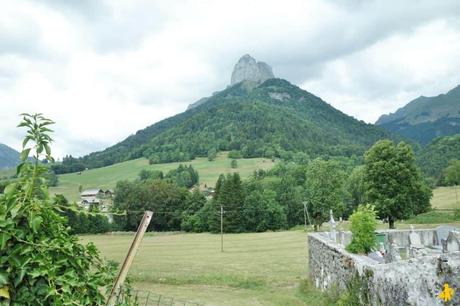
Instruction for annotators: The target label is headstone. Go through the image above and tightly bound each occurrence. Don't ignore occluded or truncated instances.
[409,225,427,257]
[385,242,402,263]
[441,239,448,253]
[329,210,336,242]
[446,231,460,252]
[435,225,457,245]
[337,217,343,245]
[409,226,423,248]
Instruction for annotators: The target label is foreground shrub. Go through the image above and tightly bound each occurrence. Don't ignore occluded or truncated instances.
[0,114,122,305]
[346,204,377,254]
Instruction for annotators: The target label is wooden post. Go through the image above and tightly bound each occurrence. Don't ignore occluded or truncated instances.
[303,201,311,230]
[303,201,307,231]
[220,205,224,252]
[106,211,153,306]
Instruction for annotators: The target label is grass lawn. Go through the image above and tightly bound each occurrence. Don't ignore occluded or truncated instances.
[81,231,332,306]
[82,221,460,305]
[431,186,459,210]
[51,153,275,202]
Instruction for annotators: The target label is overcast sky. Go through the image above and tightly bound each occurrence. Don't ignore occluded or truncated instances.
[1,0,460,158]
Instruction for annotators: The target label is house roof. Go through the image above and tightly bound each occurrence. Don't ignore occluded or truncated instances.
[81,188,104,196]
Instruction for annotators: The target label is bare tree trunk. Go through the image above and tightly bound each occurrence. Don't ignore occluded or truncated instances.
[388,216,395,229]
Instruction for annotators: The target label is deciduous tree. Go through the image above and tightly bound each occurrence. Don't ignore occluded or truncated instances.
[305,159,346,230]
[444,159,460,204]
[364,140,431,229]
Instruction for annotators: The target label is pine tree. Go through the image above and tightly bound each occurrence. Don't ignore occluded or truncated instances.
[216,173,245,233]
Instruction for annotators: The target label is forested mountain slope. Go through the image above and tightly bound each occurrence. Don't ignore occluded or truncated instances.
[77,78,397,170]
[417,134,460,180]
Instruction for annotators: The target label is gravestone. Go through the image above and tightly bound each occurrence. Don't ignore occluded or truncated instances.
[328,210,336,242]
[446,231,460,252]
[435,225,457,245]
[385,242,402,263]
[409,226,427,257]
[409,226,423,248]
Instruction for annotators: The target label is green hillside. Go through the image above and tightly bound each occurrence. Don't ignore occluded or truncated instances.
[68,78,397,173]
[50,153,275,201]
[377,85,460,145]
[417,134,460,179]
[431,186,459,210]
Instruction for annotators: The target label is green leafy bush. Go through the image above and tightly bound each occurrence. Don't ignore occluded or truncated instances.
[346,204,377,254]
[0,114,126,305]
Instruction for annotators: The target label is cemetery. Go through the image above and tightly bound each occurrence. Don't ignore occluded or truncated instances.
[308,212,460,305]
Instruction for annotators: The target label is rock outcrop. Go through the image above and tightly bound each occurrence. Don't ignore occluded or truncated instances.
[230,54,274,85]
[187,54,275,110]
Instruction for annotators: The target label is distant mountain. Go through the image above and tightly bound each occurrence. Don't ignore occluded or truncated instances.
[49,54,403,174]
[77,78,397,171]
[376,85,460,145]
[0,143,20,169]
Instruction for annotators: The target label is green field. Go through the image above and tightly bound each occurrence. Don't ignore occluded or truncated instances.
[82,230,331,306]
[50,153,275,201]
[431,186,459,210]
[83,220,460,306]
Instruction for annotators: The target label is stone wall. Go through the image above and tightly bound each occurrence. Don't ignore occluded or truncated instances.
[308,232,460,305]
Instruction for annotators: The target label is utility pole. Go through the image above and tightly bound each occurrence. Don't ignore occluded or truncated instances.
[220,205,224,252]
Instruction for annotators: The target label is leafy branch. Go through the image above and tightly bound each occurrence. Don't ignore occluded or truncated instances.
[0,113,128,305]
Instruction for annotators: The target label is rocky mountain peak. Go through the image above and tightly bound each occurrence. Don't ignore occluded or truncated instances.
[230,54,275,85]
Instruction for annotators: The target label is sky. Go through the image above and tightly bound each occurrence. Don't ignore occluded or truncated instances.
[1,0,460,159]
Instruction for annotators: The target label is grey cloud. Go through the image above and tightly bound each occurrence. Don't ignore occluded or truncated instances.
[2,0,460,157]
[261,1,460,83]
[0,21,44,57]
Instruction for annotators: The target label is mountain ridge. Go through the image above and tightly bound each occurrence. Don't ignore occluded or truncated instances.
[73,77,399,172]
[376,84,460,144]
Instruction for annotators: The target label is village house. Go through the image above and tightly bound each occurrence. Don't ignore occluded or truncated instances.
[80,188,114,209]
[80,188,104,205]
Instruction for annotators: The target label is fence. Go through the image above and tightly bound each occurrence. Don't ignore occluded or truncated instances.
[115,288,203,306]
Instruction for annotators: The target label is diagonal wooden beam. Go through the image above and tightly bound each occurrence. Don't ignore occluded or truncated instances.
[106,210,153,306]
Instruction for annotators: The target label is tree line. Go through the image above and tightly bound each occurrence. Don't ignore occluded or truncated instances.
[111,139,433,232]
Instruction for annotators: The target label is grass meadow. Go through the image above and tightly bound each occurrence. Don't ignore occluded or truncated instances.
[50,153,275,201]
[79,189,460,305]
[81,230,332,306]
[83,215,460,306]
[431,186,459,210]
